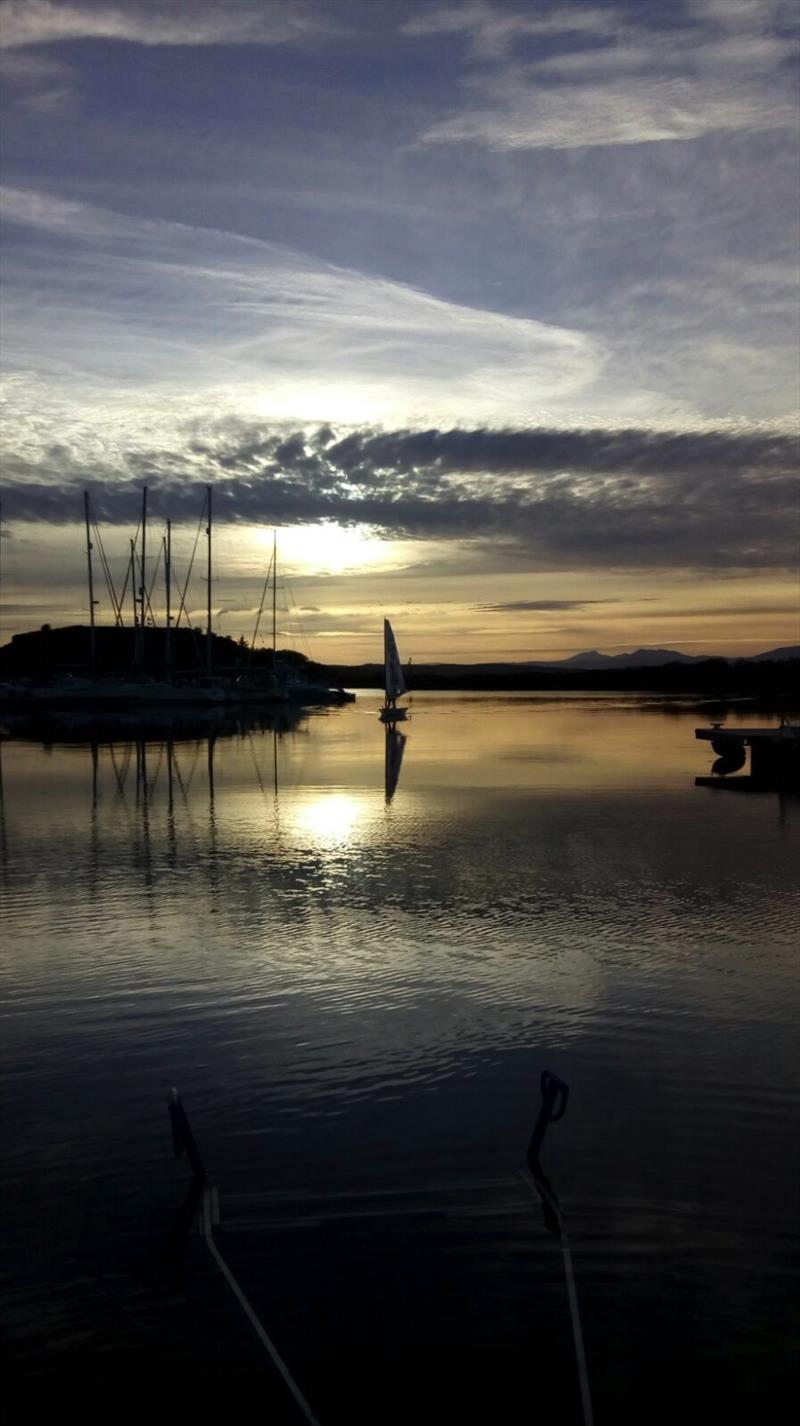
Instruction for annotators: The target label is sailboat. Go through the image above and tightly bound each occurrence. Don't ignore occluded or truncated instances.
[379,619,408,723]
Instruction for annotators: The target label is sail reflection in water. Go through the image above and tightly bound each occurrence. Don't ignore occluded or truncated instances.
[384,726,406,803]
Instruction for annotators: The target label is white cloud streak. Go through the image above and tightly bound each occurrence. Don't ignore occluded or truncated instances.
[413,0,799,150]
[404,3,615,59]
[0,186,606,457]
[0,0,322,49]
[424,75,795,150]
[0,45,76,109]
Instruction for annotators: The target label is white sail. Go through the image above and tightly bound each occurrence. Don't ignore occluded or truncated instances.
[384,618,407,701]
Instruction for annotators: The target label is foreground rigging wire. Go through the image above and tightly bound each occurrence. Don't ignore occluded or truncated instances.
[92,518,124,626]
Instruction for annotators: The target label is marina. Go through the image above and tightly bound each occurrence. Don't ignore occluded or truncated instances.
[0,488,354,713]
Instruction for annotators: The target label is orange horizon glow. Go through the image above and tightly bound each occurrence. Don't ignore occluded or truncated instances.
[0,519,797,665]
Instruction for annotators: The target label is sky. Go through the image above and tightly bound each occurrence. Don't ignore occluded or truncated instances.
[1,0,798,662]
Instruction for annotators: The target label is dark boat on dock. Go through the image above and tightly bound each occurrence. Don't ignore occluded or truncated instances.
[696,719,800,787]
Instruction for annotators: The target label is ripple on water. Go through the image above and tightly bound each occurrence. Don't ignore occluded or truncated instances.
[1,707,798,1421]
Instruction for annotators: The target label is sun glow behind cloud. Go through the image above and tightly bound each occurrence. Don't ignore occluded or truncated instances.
[256,522,402,578]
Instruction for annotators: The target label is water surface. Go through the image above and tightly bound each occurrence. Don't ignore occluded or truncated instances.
[2,694,798,1423]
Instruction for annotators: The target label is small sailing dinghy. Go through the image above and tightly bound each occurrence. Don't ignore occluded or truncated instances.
[379,619,409,723]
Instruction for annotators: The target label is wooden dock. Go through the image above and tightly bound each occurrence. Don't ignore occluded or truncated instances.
[695,723,800,784]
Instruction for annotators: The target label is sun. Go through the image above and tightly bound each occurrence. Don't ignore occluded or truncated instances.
[261,521,394,576]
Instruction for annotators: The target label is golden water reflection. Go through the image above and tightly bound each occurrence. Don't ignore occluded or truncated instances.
[0,691,791,824]
[291,790,374,848]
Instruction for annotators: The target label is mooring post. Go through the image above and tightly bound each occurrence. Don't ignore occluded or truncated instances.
[527,1069,570,1168]
[168,1088,207,1186]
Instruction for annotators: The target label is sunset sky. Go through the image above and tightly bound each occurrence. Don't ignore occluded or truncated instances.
[1,0,798,663]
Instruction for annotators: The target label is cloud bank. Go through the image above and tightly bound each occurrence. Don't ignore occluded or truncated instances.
[3,423,797,573]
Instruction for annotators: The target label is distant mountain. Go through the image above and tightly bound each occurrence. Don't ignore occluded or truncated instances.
[553,647,700,669]
[528,644,799,670]
[750,645,800,662]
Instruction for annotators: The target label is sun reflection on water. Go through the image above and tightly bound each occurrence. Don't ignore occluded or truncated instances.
[291,790,374,847]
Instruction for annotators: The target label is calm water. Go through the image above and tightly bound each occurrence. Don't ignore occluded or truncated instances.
[2,693,798,1424]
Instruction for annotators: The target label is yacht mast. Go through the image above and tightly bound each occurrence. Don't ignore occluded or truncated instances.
[129,540,137,628]
[134,486,147,668]
[272,529,277,671]
[140,486,148,627]
[83,491,97,676]
[164,518,172,675]
[206,486,213,674]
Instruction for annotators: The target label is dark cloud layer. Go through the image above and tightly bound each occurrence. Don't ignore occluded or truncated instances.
[2,423,798,572]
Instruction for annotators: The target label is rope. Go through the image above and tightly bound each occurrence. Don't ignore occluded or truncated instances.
[250,549,275,660]
[145,540,163,626]
[175,498,206,629]
[285,577,315,665]
[118,509,143,622]
[118,546,134,624]
[174,496,208,669]
[517,1168,594,1426]
[200,1190,321,1426]
[93,519,123,626]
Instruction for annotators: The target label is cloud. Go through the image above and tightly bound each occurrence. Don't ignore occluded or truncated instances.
[0,0,322,49]
[0,49,71,81]
[423,73,795,153]
[413,1,799,150]
[481,599,615,611]
[0,184,123,235]
[314,424,798,478]
[403,3,615,60]
[0,47,76,110]
[2,180,793,455]
[687,0,797,30]
[0,186,606,440]
[1,422,797,575]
